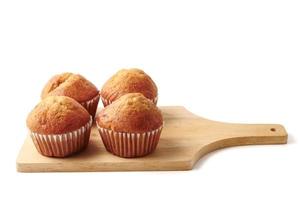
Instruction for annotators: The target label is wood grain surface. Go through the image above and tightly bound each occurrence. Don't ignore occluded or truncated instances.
[16,106,288,172]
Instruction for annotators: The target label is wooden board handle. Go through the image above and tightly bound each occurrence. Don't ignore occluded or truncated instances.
[191,122,288,167]
[217,123,288,145]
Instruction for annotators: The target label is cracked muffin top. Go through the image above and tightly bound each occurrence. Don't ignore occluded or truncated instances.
[27,96,90,134]
[96,93,163,133]
[41,72,98,103]
[100,68,158,104]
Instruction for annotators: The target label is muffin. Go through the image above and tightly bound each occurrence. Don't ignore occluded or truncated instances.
[41,72,99,118]
[27,96,93,157]
[100,68,158,107]
[96,93,163,158]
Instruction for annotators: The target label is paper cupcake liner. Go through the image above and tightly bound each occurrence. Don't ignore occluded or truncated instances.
[100,95,158,107]
[30,117,93,158]
[96,124,163,158]
[81,94,100,118]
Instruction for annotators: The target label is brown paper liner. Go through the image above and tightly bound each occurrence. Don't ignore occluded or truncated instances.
[96,124,163,158]
[80,94,100,118]
[30,117,93,158]
[100,95,158,107]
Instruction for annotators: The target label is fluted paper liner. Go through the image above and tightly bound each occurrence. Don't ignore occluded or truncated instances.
[100,95,158,107]
[30,117,93,157]
[97,123,163,158]
[81,94,100,118]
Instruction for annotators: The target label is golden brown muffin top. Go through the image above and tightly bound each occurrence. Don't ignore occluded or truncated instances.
[101,68,158,102]
[27,96,90,135]
[41,72,99,103]
[96,93,163,133]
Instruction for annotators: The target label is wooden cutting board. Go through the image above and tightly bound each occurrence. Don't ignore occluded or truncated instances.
[16,106,288,172]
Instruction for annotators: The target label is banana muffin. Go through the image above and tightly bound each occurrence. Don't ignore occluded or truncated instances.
[27,96,93,157]
[41,72,99,118]
[100,68,158,107]
[96,93,163,158]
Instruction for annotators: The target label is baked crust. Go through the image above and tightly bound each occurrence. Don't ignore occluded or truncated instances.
[96,93,163,133]
[101,68,157,103]
[41,73,98,103]
[27,96,90,134]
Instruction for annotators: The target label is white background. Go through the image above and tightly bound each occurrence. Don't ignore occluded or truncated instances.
[0,0,299,199]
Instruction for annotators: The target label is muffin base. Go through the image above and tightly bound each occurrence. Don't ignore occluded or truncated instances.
[30,116,93,158]
[96,124,163,158]
[81,94,100,118]
[100,95,158,107]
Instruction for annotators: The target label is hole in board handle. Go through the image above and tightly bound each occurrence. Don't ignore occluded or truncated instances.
[270,128,276,132]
